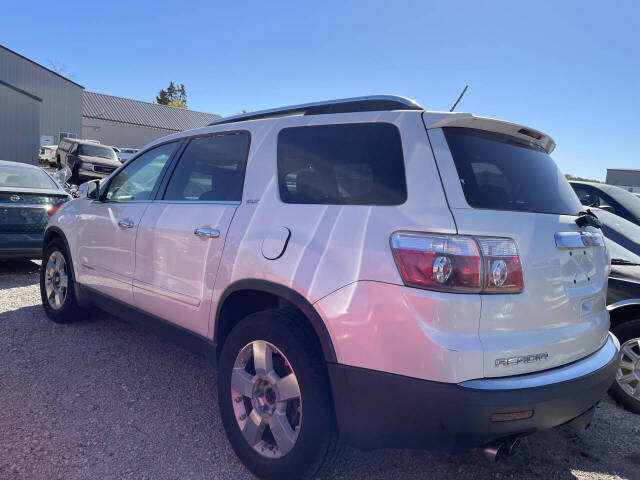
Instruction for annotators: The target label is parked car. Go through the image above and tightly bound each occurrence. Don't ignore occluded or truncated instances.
[589,208,640,257]
[0,160,71,259]
[38,145,58,166]
[40,96,618,478]
[56,139,120,182]
[583,209,640,413]
[115,147,139,163]
[570,181,640,226]
[603,239,640,413]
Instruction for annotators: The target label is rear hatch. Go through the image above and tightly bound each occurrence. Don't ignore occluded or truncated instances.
[426,119,610,377]
[0,188,69,234]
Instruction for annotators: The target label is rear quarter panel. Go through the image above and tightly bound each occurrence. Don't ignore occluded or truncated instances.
[209,111,458,341]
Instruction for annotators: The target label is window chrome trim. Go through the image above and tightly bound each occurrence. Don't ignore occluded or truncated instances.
[459,332,619,390]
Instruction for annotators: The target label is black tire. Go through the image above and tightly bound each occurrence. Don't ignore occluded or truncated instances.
[609,319,640,414]
[70,163,80,184]
[218,308,340,479]
[40,239,87,324]
[56,156,61,170]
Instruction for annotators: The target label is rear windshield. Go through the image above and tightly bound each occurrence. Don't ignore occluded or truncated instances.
[444,128,581,215]
[0,164,56,189]
[77,144,117,160]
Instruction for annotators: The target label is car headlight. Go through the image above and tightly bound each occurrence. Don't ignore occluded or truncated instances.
[81,162,94,170]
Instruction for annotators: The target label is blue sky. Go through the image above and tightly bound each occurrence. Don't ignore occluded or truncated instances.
[3,0,639,180]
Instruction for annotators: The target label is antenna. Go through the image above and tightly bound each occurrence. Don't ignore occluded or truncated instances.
[449,85,469,112]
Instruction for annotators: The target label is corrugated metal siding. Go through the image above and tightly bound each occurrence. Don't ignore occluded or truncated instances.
[83,91,220,131]
[82,118,177,149]
[0,46,83,144]
[606,169,640,188]
[0,82,40,163]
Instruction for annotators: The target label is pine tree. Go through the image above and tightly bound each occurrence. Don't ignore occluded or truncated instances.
[155,89,170,105]
[156,81,187,108]
[178,84,187,107]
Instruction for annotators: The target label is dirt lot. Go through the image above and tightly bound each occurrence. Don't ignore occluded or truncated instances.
[1,260,639,480]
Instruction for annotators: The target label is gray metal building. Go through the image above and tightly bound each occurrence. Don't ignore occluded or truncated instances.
[0,45,83,164]
[606,169,640,193]
[1,44,220,164]
[82,91,220,149]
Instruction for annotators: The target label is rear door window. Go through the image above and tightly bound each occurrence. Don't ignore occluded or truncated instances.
[163,132,250,202]
[277,123,407,205]
[443,127,581,215]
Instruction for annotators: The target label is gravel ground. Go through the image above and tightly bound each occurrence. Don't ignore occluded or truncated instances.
[1,260,639,480]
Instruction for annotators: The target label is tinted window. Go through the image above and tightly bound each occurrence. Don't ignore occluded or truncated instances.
[105,143,177,202]
[0,164,56,189]
[444,128,581,215]
[164,132,250,202]
[572,185,598,207]
[277,123,406,205]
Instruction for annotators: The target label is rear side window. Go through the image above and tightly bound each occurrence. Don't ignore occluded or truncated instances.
[164,132,250,202]
[444,128,581,215]
[277,123,407,205]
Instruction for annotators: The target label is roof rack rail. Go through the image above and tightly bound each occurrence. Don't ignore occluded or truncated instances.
[209,95,424,126]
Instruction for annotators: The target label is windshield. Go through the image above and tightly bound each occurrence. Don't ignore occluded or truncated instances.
[593,209,640,242]
[0,164,57,189]
[444,128,581,215]
[77,144,117,160]
[602,185,640,219]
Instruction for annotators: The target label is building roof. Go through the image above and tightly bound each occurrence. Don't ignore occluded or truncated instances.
[82,91,220,132]
[0,45,84,89]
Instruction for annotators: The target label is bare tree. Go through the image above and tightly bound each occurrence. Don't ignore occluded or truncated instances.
[47,59,77,80]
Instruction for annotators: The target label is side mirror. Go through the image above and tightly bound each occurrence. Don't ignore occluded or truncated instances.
[86,180,100,200]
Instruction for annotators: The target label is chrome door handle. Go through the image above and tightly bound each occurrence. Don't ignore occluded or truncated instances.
[194,226,220,239]
[118,218,135,229]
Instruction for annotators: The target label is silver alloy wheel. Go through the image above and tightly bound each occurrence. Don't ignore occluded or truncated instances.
[616,338,640,400]
[231,340,302,458]
[44,250,69,310]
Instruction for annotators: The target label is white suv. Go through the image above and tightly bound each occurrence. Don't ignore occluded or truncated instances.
[40,95,619,479]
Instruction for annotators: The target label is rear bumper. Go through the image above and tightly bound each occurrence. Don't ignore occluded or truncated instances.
[0,233,43,259]
[328,332,619,451]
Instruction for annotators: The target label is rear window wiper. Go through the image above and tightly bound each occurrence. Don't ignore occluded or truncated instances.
[575,209,602,229]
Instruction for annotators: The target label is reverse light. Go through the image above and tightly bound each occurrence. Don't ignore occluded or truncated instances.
[390,232,523,294]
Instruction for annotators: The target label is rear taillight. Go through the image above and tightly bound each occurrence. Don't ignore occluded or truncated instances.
[477,238,523,293]
[47,202,65,216]
[391,232,523,294]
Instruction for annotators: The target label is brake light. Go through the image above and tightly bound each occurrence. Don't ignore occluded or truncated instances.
[391,233,482,293]
[390,232,523,294]
[47,202,64,216]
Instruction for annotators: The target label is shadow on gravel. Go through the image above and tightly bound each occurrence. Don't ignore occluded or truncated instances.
[1,300,638,480]
[0,260,41,288]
